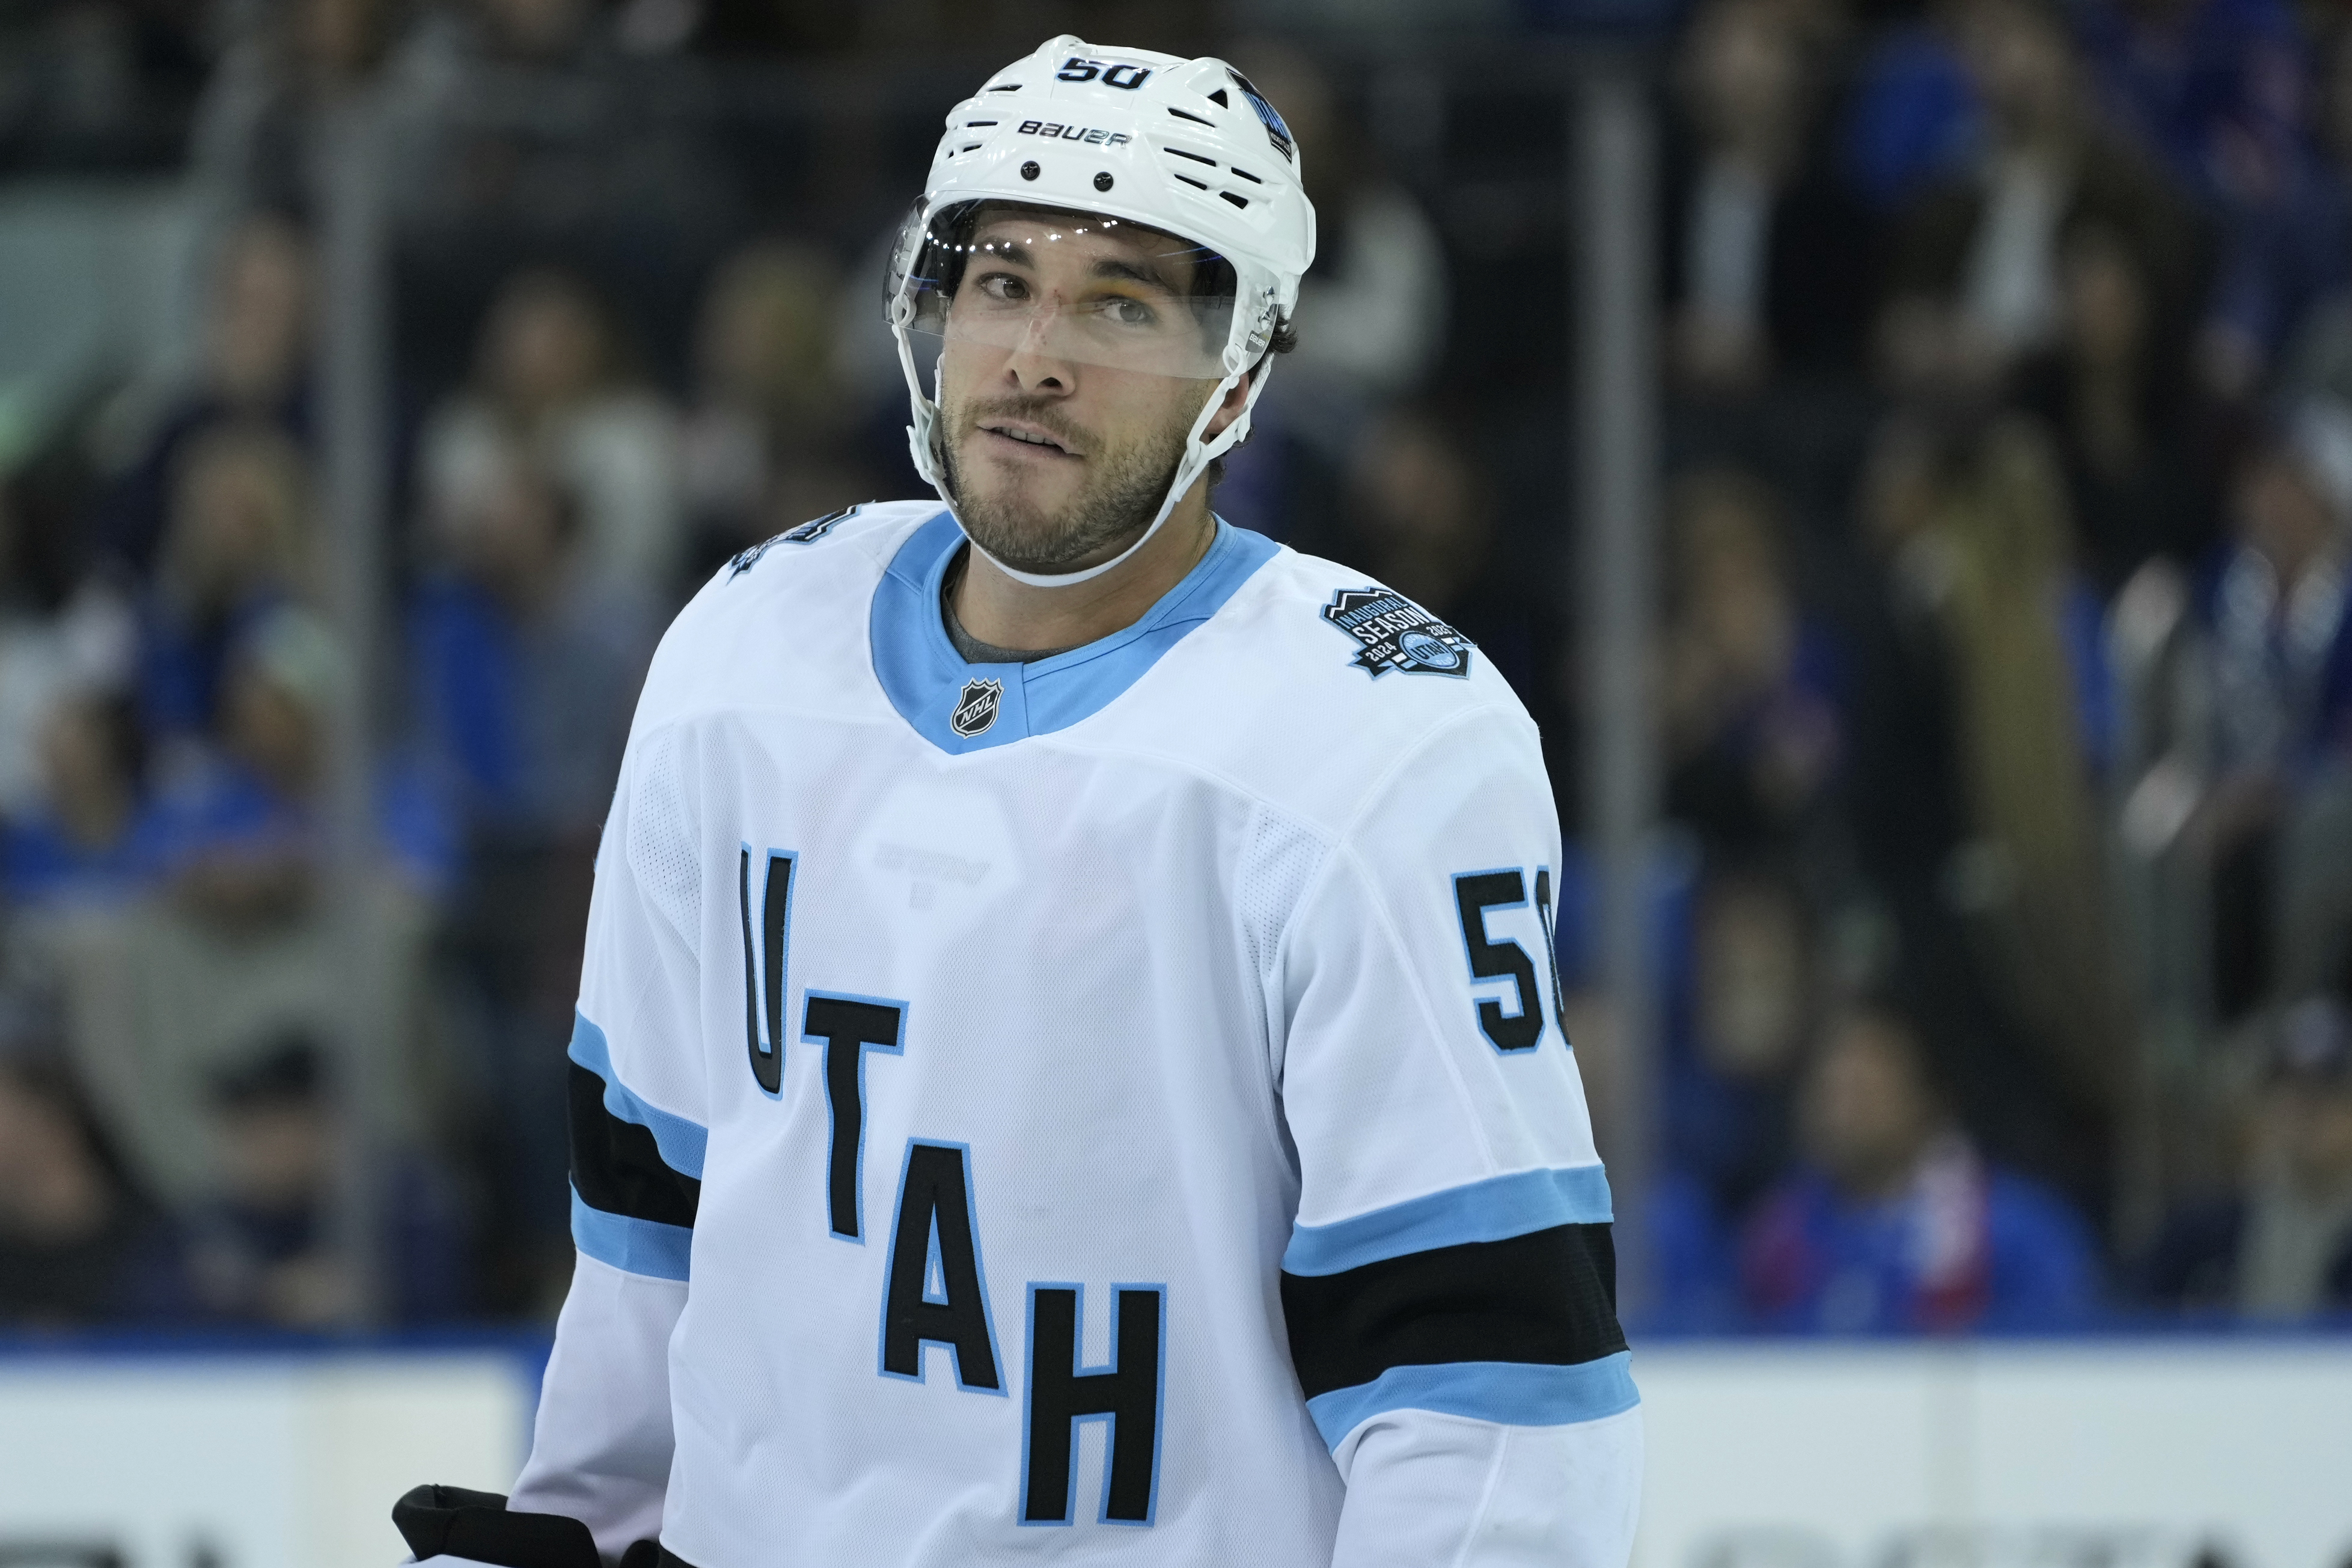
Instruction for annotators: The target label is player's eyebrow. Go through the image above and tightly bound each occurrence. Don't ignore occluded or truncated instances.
[1087,255,1185,298]
[971,235,1038,268]
[970,234,1185,299]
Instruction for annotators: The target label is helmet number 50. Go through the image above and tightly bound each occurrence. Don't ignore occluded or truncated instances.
[1057,57,1152,89]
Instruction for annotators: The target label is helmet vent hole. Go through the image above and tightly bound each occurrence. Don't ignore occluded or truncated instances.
[1206,88,1229,106]
[1220,191,1250,209]
[1167,146,1218,166]
[1172,174,1209,191]
[1020,160,1041,181]
[1167,107,1215,127]
[1093,171,1114,191]
[965,120,998,127]
[1230,166,1263,184]
[986,83,1021,92]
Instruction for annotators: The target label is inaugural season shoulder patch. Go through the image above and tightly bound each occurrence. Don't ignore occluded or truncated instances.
[727,505,864,580]
[1321,587,1474,679]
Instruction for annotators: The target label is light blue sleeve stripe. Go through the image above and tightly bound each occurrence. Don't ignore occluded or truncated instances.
[1281,1165,1614,1277]
[570,1186,694,1282]
[568,1010,707,1179]
[1305,1352,1639,1450]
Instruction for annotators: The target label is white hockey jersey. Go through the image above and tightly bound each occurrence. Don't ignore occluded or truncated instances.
[497,501,1641,1567]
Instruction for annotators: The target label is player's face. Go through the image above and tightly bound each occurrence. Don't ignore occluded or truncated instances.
[936,210,1227,576]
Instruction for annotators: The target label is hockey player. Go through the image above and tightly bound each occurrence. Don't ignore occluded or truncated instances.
[397,35,1640,1568]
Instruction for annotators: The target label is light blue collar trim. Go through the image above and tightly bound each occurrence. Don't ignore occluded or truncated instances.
[870,511,1281,755]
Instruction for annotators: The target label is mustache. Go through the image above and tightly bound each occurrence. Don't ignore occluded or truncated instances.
[956,397,1092,456]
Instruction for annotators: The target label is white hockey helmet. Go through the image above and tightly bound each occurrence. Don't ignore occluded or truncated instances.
[887,35,1318,587]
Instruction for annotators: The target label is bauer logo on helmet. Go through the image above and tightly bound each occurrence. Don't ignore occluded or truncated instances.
[1015,121,1132,145]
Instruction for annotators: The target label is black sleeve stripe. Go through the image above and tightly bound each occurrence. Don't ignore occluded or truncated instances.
[391,1485,600,1568]
[569,1063,701,1230]
[1280,1222,1626,1402]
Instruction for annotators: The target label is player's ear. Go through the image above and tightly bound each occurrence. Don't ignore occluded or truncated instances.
[1202,371,1254,442]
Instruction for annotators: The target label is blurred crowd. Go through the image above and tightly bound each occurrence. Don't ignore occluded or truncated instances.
[4,0,2352,1335]
[1617,0,2352,1330]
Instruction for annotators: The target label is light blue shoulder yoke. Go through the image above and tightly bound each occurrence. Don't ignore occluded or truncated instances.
[869,511,1280,755]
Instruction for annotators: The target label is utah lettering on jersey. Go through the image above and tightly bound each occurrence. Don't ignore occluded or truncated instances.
[728,833,1169,1525]
[1321,587,1474,679]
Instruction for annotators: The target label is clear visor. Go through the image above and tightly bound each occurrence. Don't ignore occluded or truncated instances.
[891,200,1235,382]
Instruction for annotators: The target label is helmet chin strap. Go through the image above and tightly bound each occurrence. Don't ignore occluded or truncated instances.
[959,374,1241,590]
[900,326,1267,592]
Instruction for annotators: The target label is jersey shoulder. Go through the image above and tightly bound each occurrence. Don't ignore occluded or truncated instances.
[1224,541,1536,727]
[715,499,939,584]
[1102,539,1551,831]
[631,499,941,734]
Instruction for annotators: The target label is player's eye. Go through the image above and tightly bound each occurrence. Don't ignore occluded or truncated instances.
[1098,294,1159,328]
[974,272,1029,304]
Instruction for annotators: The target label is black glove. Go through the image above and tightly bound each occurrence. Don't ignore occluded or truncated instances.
[391,1486,601,1568]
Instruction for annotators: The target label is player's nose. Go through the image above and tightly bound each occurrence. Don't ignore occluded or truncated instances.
[1001,294,1077,394]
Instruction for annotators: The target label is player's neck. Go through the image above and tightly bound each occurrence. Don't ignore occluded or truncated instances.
[951,488,1218,653]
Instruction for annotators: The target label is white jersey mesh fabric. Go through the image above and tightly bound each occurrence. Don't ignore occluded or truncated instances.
[626,722,702,961]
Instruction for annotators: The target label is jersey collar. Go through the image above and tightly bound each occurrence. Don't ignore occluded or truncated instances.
[870,511,1280,755]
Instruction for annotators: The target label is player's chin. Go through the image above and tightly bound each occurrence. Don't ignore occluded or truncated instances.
[964,455,1081,522]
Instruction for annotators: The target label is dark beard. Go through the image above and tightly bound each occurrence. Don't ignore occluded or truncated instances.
[939,395,1189,575]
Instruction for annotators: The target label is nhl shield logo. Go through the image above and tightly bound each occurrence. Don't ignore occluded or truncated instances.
[1321,587,1474,679]
[950,677,1003,737]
